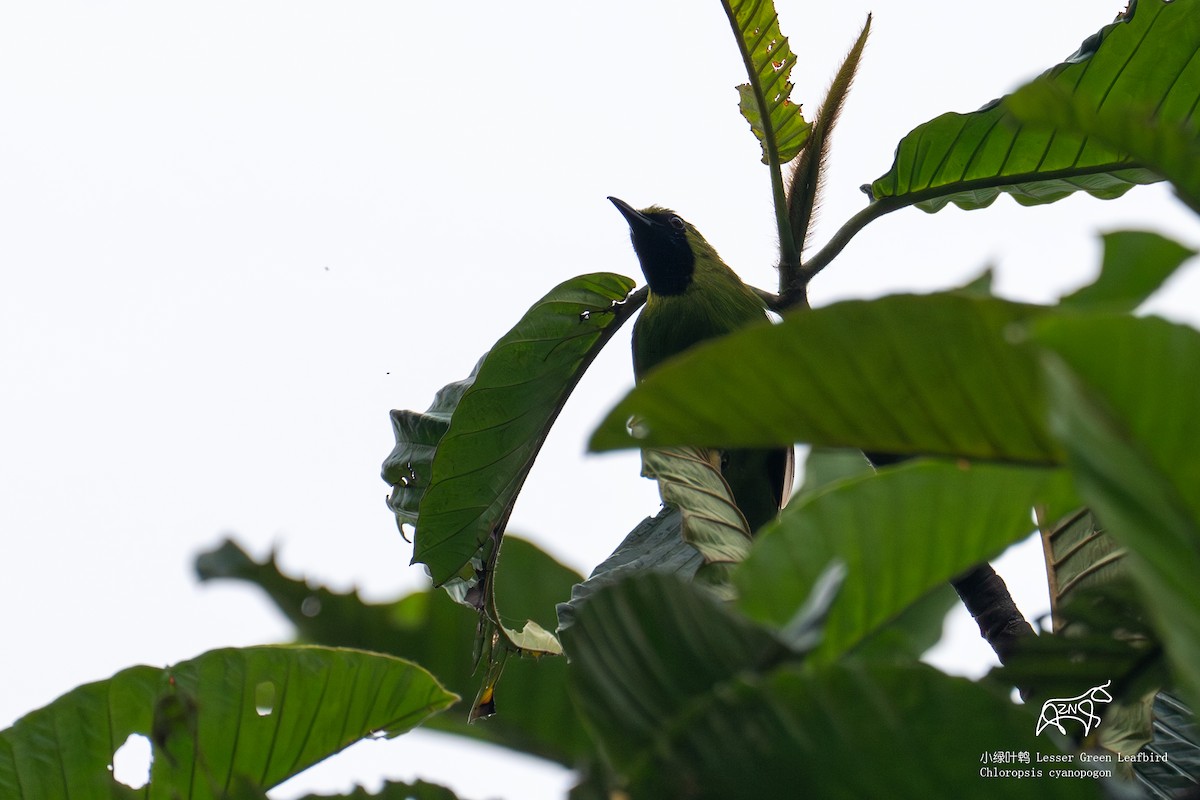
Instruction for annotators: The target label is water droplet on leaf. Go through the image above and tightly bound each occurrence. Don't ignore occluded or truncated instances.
[301,595,322,617]
[254,681,276,717]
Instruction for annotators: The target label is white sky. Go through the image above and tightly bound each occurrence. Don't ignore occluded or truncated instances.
[2,2,1198,798]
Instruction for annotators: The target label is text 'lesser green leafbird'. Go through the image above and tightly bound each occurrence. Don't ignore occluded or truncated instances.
[609,196,793,533]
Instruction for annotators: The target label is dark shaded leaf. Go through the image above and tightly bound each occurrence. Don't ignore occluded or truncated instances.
[560,572,795,771]
[870,1,1200,212]
[630,664,1096,799]
[1134,691,1200,797]
[995,581,1165,713]
[563,573,1094,799]
[555,508,703,631]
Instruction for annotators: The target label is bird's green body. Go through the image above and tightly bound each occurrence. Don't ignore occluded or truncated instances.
[610,197,791,533]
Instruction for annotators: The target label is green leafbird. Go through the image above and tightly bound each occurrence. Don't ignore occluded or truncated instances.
[609,196,793,533]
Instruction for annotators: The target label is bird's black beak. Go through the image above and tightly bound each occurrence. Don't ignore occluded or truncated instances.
[608,196,654,231]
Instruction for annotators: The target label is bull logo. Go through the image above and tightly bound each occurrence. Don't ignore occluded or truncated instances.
[1035,680,1113,736]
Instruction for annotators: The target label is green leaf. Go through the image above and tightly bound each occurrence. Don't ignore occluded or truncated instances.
[851,582,958,663]
[555,508,704,631]
[723,0,811,164]
[559,572,793,772]
[633,664,1096,799]
[736,460,1076,662]
[993,581,1166,732]
[1060,231,1195,313]
[591,293,1060,464]
[640,446,751,592]
[1035,314,1200,709]
[870,1,1199,212]
[0,646,454,799]
[563,573,1095,799]
[1008,74,1200,215]
[196,537,592,767]
[792,447,873,506]
[382,272,638,586]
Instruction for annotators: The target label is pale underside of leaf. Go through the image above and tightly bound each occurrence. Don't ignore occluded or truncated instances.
[871,0,1199,212]
[641,446,752,586]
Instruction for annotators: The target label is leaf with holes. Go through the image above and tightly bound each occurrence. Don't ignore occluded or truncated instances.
[723,0,811,164]
[0,646,455,799]
[869,1,1200,212]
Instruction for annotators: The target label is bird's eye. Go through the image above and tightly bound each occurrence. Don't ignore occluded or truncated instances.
[669,216,685,231]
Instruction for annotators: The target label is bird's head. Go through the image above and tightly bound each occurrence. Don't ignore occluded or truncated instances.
[608,196,706,296]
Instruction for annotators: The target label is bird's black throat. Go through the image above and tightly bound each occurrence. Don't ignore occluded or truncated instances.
[629,212,694,295]
[609,197,695,296]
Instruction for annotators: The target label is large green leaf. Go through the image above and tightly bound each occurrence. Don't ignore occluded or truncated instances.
[382,272,638,586]
[736,460,1076,662]
[563,573,1096,799]
[870,1,1200,212]
[629,664,1096,799]
[559,572,798,772]
[1036,315,1200,709]
[591,293,1059,463]
[1008,69,1200,215]
[195,537,591,767]
[722,0,811,165]
[0,646,454,799]
[1036,315,1200,527]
